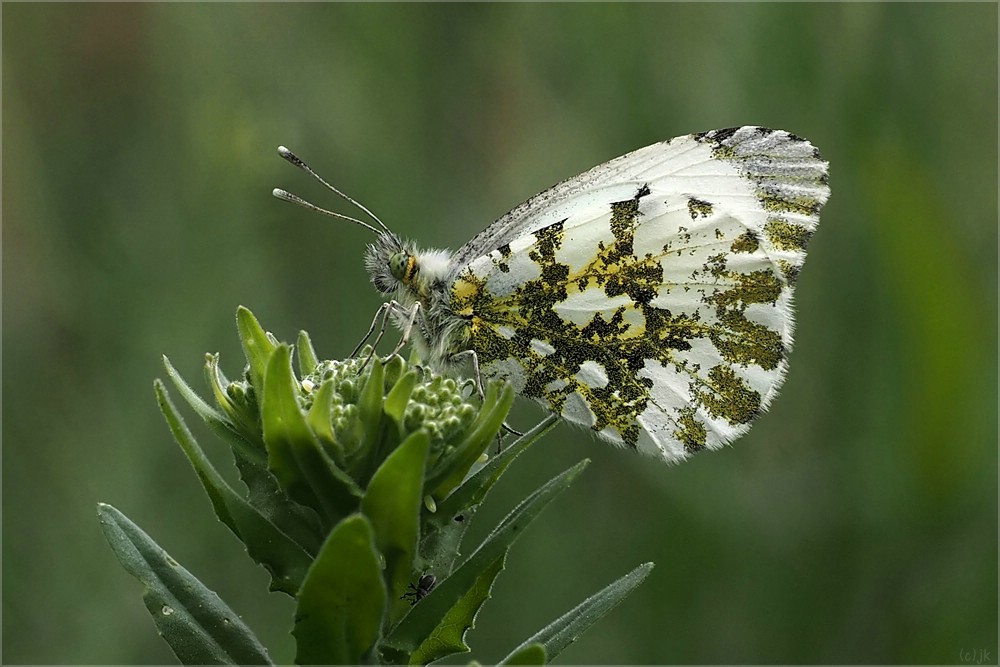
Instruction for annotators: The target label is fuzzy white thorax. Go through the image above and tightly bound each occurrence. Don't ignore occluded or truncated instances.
[412,248,454,283]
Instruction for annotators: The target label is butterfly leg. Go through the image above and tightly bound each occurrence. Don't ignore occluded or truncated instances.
[501,422,525,437]
[381,301,422,363]
[354,300,417,372]
[351,301,394,358]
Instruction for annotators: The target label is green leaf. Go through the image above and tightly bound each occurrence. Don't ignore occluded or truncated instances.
[155,380,313,594]
[204,353,263,445]
[386,459,589,652]
[237,306,276,393]
[294,514,386,666]
[165,354,322,554]
[361,431,430,623]
[417,510,474,584]
[500,562,654,664]
[408,552,507,665]
[500,643,547,665]
[383,369,419,429]
[97,503,272,666]
[426,382,515,501]
[420,415,559,578]
[296,329,319,376]
[306,377,347,468]
[350,356,386,476]
[261,345,362,526]
[431,415,560,530]
[229,450,324,557]
[382,354,407,387]
[162,355,229,428]
[163,355,266,468]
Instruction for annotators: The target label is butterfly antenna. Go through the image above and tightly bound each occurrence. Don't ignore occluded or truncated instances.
[271,187,381,235]
[275,146,392,234]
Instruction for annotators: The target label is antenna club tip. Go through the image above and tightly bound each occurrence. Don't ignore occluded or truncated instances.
[273,188,299,203]
[277,146,305,167]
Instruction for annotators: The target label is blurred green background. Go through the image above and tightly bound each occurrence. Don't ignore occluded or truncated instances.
[3,3,996,664]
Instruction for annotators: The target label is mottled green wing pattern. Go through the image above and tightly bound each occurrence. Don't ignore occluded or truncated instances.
[450,127,828,463]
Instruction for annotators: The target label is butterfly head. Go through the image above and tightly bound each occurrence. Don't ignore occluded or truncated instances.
[365,231,411,294]
[365,232,453,302]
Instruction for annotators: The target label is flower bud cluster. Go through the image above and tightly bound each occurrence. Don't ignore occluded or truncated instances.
[299,349,480,452]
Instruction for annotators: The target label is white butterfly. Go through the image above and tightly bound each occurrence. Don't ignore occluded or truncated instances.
[274,126,829,464]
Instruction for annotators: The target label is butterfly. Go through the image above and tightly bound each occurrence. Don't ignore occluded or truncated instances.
[273,126,829,464]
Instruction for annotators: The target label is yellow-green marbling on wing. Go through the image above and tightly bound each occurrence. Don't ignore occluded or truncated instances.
[445,127,829,463]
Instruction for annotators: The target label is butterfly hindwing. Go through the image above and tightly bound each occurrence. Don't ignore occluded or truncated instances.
[448,127,828,463]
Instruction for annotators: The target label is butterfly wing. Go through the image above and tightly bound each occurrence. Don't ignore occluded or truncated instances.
[449,127,829,463]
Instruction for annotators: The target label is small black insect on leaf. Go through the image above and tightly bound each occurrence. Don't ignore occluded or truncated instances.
[401,573,437,605]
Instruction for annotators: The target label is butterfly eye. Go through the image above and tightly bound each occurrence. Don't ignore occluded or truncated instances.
[389,253,412,282]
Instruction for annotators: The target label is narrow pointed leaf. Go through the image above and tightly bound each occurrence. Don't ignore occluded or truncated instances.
[162,355,229,429]
[420,415,559,577]
[430,414,559,530]
[382,354,407,387]
[417,508,475,582]
[155,380,313,594]
[360,431,430,623]
[296,329,318,376]
[386,460,589,652]
[408,552,507,665]
[383,369,419,428]
[97,503,272,666]
[294,514,385,666]
[261,345,362,525]
[165,354,322,553]
[500,643,547,665]
[306,378,346,468]
[500,562,654,664]
[163,355,266,468]
[351,356,385,472]
[205,353,264,446]
[230,451,324,557]
[237,306,276,393]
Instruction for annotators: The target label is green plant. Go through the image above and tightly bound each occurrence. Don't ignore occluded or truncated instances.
[98,307,653,665]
